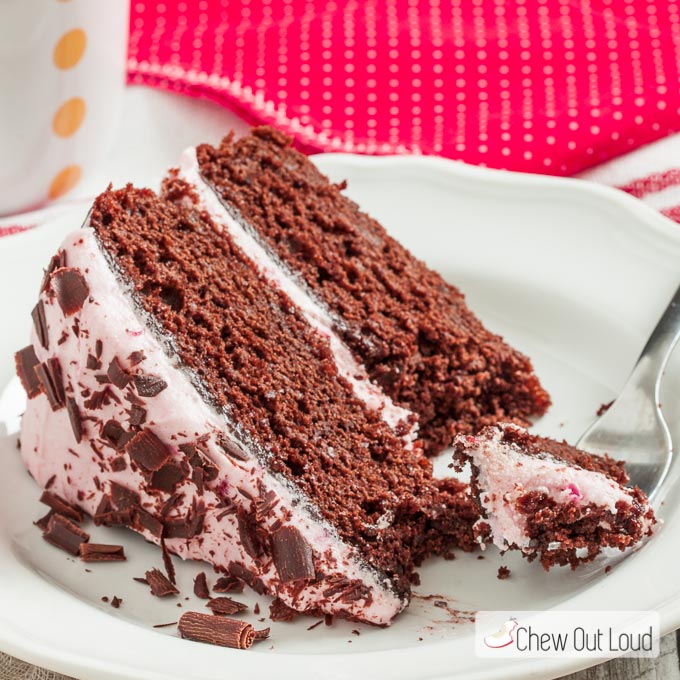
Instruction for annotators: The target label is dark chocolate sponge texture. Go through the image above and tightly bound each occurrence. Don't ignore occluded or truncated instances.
[196,127,551,455]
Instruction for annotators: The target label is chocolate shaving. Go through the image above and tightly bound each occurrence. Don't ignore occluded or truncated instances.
[134,507,164,538]
[107,357,130,389]
[163,498,205,539]
[128,350,146,366]
[237,509,263,559]
[45,475,56,490]
[40,490,84,523]
[79,543,126,562]
[254,490,279,522]
[271,526,316,583]
[51,267,89,316]
[34,510,55,532]
[111,596,123,608]
[110,482,141,510]
[43,514,90,556]
[206,597,248,616]
[150,461,187,493]
[161,538,176,585]
[217,436,249,462]
[41,250,67,293]
[84,387,119,410]
[110,456,127,472]
[128,404,147,426]
[307,620,323,631]
[178,612,255,649]
[134,373,168,397]
[66,397,83,443]
[145,568,179,597]
[160,492,184,518]
[86,353,102,370]
[34,358,65,410]
[153,621,178,629]
[31,301,49,349]
[185,448,219,483]
[126,429,172,472]
[15,346,42,398]
[193,572,210,599]
[228,562,266,595]
[269,598,300,622]
[191,467,204,495]
[133,576,149,585]
[212,575,244,594]
[101,419,125,448]
[253,628,270,640]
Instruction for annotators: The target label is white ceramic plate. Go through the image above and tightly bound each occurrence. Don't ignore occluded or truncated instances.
[1,155,680,680]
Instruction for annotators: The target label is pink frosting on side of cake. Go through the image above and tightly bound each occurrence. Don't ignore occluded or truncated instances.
[19,227,405,625]
[177,148,417,446]
[464,427,655,552]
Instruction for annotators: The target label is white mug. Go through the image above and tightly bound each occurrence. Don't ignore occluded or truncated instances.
[0,0,129,216]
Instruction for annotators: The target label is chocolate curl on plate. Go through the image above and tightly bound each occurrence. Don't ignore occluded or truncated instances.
[178,612,255,650]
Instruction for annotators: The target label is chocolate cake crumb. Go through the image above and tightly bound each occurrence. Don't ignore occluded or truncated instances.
[253,603,260,615]
[597,400,614,417]
[497,566,511,580]
[111,596,123,608]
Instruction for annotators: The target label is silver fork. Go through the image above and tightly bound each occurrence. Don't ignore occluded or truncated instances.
[576,284,680,501]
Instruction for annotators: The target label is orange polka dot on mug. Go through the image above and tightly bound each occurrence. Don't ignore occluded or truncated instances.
[52,97,86,137]
[53,29,87,70]
[48,165,82,200]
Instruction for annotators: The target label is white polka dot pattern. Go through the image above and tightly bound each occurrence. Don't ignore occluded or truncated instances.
[121,1,680,174]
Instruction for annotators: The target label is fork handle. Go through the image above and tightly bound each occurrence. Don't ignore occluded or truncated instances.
[634,284,680,393]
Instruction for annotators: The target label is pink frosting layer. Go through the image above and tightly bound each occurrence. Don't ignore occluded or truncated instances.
[20,227,405,625]
[462,426,655,552]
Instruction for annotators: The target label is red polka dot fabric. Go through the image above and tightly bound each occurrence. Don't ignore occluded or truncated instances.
[128,0,680,176]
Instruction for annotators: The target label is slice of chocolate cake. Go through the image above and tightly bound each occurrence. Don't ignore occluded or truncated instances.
[186,127,551,455]
[453,424,656,569]
[16,186,476,626]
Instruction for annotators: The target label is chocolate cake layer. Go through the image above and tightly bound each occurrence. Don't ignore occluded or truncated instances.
[194,127,551,455]
[453,424,655,569]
